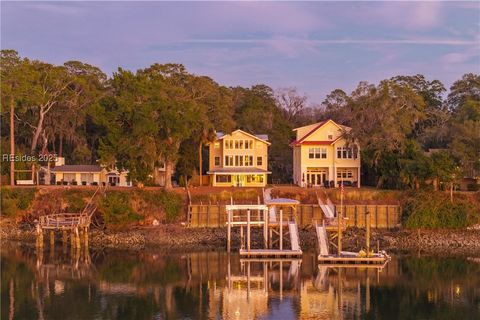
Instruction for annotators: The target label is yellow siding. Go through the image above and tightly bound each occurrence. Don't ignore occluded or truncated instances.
[208,130,269,187]
[292,120,361,187]
[302,121,343,142]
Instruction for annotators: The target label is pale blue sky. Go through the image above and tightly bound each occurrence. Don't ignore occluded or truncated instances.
[2,1,479,103]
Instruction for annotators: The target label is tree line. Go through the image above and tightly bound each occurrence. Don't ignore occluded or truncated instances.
[1,50,478,189]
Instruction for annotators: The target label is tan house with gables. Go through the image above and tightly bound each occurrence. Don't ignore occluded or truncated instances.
[291,119,361,188]
[207,130,270,187]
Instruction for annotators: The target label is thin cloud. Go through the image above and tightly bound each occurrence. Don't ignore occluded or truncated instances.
[183,38,477,46]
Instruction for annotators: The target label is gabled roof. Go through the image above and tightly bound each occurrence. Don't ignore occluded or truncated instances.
[51,165,102,173]
[290,119,349,147]
[215,129,271,145]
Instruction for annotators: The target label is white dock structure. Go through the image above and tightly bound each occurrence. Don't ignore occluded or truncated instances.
[316,222,330,256]
[226,197,302,257]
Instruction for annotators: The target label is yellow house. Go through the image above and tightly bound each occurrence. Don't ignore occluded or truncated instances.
[291,119,361,188]
[207,130,271,187]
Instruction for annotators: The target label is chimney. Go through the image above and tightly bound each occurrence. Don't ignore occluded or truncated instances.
[55,156,65,167]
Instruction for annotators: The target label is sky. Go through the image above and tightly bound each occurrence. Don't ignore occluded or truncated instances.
[1,1,479,103]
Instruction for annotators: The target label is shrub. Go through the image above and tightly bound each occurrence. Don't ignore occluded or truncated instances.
[403,192,478,229]
[158,191,182,222]
[98,191,141,226]
[467,183,480,191]
[1,198,17,217]
[63,189,93,212]
[137,190,183,222]
[0,187,36,216]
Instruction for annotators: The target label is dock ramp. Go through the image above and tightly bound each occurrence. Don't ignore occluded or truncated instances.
[289,221,301,251]
[319,205,335,219]
[316,191,335,219]
[316,223,329,256]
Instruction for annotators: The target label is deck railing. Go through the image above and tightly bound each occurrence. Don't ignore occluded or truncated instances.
[39,213,91,229]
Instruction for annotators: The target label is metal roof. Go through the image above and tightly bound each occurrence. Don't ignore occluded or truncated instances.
[265,198,300,205]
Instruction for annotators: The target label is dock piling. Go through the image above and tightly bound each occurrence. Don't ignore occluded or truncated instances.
[366,211,371,255]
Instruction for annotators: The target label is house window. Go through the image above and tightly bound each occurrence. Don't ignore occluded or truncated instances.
[235,155,243,166]
[225,155,233,166]
[244,155,253,166]
[239,140,244,149]
[337,147,355,159]
[247,174,264,183]
[225,140,229,149]
[337,169,353,179]
[257,156,263,166]
[320,148,327,159]
[216,175,232,183]
[214,157,220,166]
[328,134,333,140]
[309,148,327,159]
[214,142,220,149]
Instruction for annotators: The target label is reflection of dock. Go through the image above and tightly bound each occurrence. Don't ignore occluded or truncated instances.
[224,257,302,319]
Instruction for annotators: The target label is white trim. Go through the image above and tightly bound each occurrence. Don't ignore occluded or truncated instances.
[226,204,268,210]
[216,129,271,145]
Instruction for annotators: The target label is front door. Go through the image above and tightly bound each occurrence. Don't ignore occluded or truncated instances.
[307,169,327,187]
[235,175,243,187]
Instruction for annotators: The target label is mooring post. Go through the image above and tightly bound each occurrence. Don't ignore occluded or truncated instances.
[247,209,251,252]
[62,230,68,254]
[70,230,75,249]
[84,227,89,248]
[263,208,268,249]
[366,211,371,256]
[49,231,55,247]
[36,224,44,249]
[75,227,81,249]
[227,210,231,253]
[279,208,283,251]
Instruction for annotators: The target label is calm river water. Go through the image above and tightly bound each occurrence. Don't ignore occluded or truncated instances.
[1,245,479,319]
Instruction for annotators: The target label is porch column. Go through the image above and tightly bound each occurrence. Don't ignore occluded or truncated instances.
[334,166,338,188]
[301,166,306,187]
[357,166,361,188]
[213,174,216,187]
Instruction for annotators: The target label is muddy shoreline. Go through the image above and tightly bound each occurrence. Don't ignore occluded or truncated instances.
[1,219,479,256]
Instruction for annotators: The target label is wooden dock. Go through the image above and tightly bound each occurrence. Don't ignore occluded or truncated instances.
[36,186,103,250]
[317,254,389,265]
[239,249,303,257]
